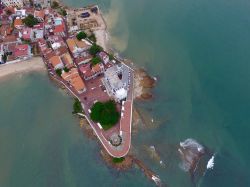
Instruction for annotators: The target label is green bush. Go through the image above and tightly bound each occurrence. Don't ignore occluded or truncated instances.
[72,98,82,114]
[63,67,69,72]
[51,1,59,9]
[90,100,119,130]
[22,14,39,27]
[89,44,103,56]
[55,69,62,77]
[2,54,7,63]
[91,56,101,65]
[76,31,87,40]
[108,54,114,60]
[88,33,96,43]
[58,8,67,16]
[112,157,125,163]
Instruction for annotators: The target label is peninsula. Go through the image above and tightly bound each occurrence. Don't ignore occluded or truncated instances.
[0,1,162,185]
[0,1,133,159]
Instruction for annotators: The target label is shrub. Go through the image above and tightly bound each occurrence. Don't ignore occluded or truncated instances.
[58,8,67,16]
[112,157,125,163]
[91,56,101,65]
[55,69,62,77]
[76,31,87,40]
[89,44,103,56]
[88,33,96,42]
[51,1,59,9]
[63,67,69,72]
[73,98,82,114]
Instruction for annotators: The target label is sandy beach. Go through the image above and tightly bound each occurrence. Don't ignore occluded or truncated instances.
[94,29,109,52]
[0,57,46,79]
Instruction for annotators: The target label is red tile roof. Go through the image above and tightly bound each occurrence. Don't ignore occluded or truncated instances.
[54,24,64,33]
[14,44,29,57]
[14,18,23,28]
[61,68,86,93]
[22,28,32,40]
[34,10,45,19]
[49,55,62,68]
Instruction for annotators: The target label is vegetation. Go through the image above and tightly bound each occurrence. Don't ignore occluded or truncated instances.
[108,53,114,60]
[90,100,120,130]
[55,69,62,77]
[63,67,69,72]
[72,98,83,114]
[2,54,7,63]
[91,56,101,65]
[88,33,96,43]
[58,8,67,16]
[76,31,87,40]
[112,157,125,163]
[89,44,103,56]
[22,14,39,27]
[51,1,59,9]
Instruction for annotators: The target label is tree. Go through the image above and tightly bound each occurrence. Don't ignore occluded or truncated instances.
[61,9,67,16]
[51,1,59,9]
[63,67,69,72]
[76,31,87,40]
[112,157,125,163]
[72,98,82,114]
[55,69,62,77]
[89,44,103,56]
[91,56,101,65]
[90,100,120,130]
[22,14,39,27]
[88,33,96,43]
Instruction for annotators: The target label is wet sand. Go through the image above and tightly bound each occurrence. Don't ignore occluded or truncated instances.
[0,57,46,80]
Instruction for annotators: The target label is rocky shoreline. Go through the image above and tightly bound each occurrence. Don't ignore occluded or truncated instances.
[134,68,156,100]
[52,1,160,185]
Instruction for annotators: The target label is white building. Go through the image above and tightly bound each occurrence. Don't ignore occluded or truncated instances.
[102,64,131,101]
[2,0,23,8]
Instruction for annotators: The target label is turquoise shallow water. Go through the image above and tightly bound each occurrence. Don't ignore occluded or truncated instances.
[0,74,153,187]
[1,0,250,186]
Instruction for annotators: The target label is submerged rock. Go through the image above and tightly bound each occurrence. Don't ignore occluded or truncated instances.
[178,138,213,183]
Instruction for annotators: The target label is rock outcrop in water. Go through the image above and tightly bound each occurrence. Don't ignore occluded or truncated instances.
[178,138,213,183]
[133,68,156,100]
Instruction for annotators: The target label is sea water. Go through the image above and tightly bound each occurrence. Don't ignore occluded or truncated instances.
[1,0,250,186]
[0,73,152,187]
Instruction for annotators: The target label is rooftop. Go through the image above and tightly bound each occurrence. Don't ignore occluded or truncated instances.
[34,10,45,19]
[49,55,62,68]
[14,44,30,57]
[54,24,64,33]
[14,18,23,28]
[62,68,86,93]
[104,64,130,90]
[61,52,74,68]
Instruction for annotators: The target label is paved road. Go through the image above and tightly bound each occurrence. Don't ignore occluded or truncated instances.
[80,69,134,158]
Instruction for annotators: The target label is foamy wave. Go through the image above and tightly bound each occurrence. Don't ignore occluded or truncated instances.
[207,155,215,170]
[180,138,205,153]
[152,175,162,186]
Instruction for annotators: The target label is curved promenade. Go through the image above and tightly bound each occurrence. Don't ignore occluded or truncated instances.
[81,70,134,158]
